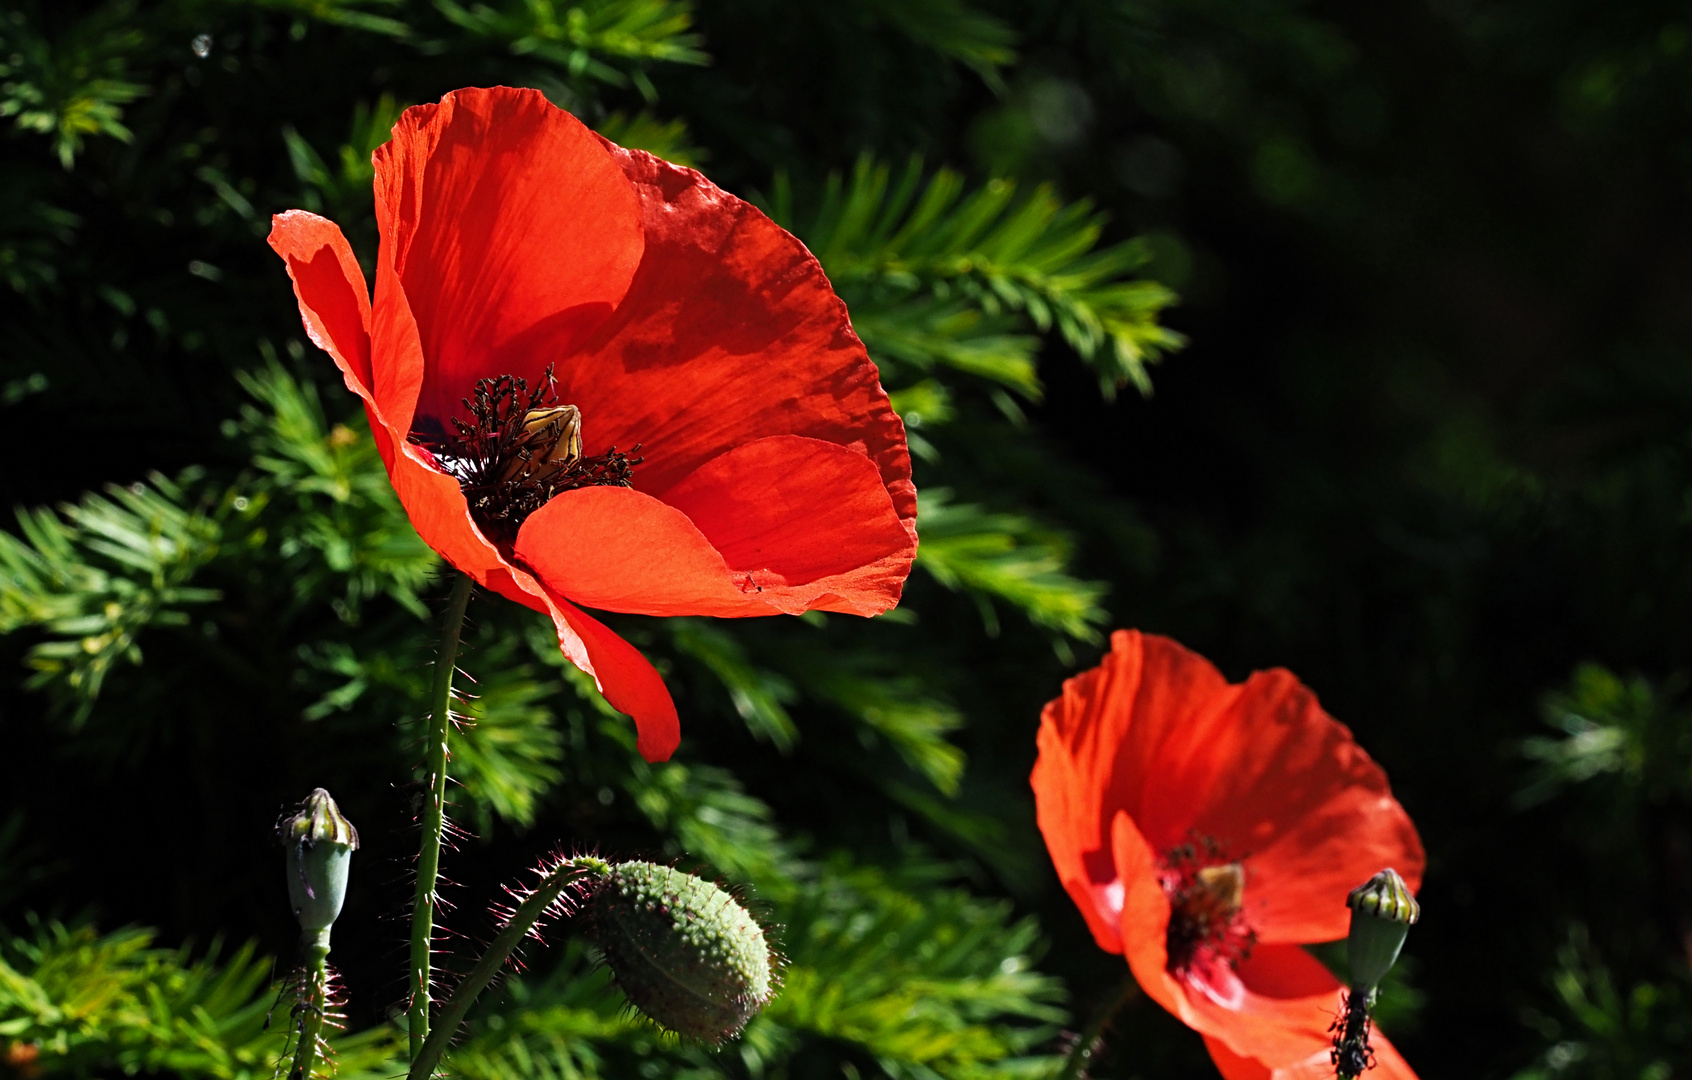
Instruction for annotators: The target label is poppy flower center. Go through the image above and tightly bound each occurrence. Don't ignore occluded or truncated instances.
[411,366,641,547]
[1160,840,1255,981]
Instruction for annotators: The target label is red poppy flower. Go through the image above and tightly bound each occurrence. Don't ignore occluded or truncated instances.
[268,87,916,763]
[1031,630,1425,1078]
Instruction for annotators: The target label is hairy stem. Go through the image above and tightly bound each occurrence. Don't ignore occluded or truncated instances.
[1055,977,1139,1080]
[409,572,476,1061]
[406,857,606,1080]
[288,939,331,1080]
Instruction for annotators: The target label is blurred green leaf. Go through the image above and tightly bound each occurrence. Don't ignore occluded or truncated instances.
[233,357,438,620]
[915,490,1108,644]
[0,471,221,719]
[1519,664,1692,808]
[593,109,704,166]
[853,0,1017,86]
[777,156,1183,399]
[0,4,146,168]
[0,919,403,1080]
[432,0,707,95]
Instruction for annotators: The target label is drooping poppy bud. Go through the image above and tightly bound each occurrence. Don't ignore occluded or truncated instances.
[1346,867,1419,993]
[278,788,360,951]
[588,861,774,1042]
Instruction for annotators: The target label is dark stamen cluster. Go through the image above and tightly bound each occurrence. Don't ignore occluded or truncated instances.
[1329,990,1376,1078]
[1160,837,1256,977]
[412,365,640,547]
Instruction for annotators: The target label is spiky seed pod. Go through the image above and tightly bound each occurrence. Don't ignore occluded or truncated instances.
[1345,867,1419,993]
[278,788,359,950]
[588,861,773,1043]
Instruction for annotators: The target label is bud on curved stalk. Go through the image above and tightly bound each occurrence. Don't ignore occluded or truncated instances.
[277,789,358,1080]
[406,852,606,1080]
[588,861,775,1043]
[1332,868,1420,1080]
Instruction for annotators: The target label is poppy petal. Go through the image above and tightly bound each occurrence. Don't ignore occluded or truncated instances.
[658,435,915,615]
[269,208,509,589]
[1110,809,1192,1022]
[1203,1019,1419,1079]
[1050,630,1422,946]
[551,142,916,540]
[1181,945,1345,1066]
[267,211,374,414]
[539,587,680,762]
[374,86,644,431]
[1133,660,1423,944]
[513,485,773,617]
[1033,644,1152,953]
[362,235,529,592]
[513,438,913,618]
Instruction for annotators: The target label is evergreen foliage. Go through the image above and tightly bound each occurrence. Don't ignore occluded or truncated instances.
[3,0,1691,1077]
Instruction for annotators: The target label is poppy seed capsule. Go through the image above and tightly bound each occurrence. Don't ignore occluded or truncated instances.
[589,861,773,1042]
[1345,867,1419,993]
[496,404,583,483]
[278,788,359,950]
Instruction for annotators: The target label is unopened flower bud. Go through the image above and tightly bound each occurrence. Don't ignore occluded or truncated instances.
[1346,867,1419,992]
[278,788,359,951]
[588,861,773,1042]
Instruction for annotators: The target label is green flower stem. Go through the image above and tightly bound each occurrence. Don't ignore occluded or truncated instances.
[406,857,606,1080]
[288,938,331,1080]
[408,571,476,1061]
[1054,977,1139,1080]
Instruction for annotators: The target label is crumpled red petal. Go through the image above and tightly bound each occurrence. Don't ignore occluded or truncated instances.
[268,208,681,763]
[374,86,644,431]
[550,142,916,547]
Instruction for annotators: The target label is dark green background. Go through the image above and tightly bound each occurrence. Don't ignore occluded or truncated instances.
[5,1,1692,1077]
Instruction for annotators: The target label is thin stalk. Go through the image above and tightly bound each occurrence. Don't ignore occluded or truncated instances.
[408,572,476,1061]
[1054,977,1139,1080]
[405,857,604,1080]
[288,940,331,1080]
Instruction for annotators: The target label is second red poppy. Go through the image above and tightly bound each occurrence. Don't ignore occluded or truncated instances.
[1031,630,1425,1079]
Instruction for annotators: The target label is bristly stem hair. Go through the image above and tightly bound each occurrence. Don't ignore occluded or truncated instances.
[1053,976,1139,1080]
[405,854,608,1080]
[409,571,476,1063]
[286,945,336,1080]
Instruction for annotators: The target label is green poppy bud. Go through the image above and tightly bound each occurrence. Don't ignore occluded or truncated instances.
[278,788,359,951]
[1345,867,1419,993]
[588,861,774,1043]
